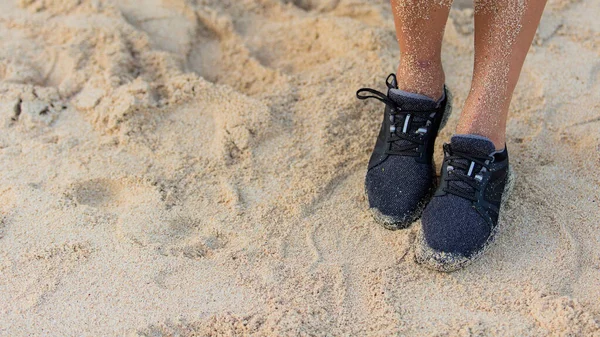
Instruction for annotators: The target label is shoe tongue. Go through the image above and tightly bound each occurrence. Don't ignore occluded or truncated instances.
[450,135,496,157]
[386,89,440,152]
[388,88,440,111]
[447,135,496,194]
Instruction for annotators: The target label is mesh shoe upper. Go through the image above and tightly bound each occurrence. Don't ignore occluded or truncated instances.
[365,155,434,222]
[421,135,509,256]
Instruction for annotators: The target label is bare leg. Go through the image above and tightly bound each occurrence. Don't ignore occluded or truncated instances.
[456,0,547,149]
[391,0,453,100]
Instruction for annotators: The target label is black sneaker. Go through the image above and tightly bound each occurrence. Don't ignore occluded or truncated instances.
[356,74,452,230]
[415,135,515,272]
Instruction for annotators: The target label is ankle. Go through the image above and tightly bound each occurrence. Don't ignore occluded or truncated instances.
[396,58,445,100]
[455,119,506,150]
[456,91,510,150]
[453,129,506,151]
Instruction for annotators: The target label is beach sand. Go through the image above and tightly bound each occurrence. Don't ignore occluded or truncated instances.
[0,0,599,335]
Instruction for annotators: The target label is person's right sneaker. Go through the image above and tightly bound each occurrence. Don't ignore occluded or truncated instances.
[356,74,452,230]
[415,135,515,272]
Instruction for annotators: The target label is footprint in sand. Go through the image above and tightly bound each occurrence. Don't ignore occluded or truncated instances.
[152,214,229,260]
[70,177,165,211]
[71,178,120,208]
[69,177,229,260]
[119,210,230,261]
[6,242,93,311]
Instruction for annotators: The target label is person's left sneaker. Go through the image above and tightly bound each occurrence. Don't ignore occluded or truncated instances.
[414,135,515,272]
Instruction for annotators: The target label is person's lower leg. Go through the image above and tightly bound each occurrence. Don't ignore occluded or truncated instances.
[456,0,547,149]
[391,0,452,100]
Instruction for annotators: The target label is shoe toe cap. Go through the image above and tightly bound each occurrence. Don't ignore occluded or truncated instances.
[365,157,433,226]
[419,195,491,261]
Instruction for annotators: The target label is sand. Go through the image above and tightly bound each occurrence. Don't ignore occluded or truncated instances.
[0,0,599,335]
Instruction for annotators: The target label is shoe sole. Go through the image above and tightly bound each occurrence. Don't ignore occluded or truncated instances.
[367,89,454,231]
[413,166,517,272]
